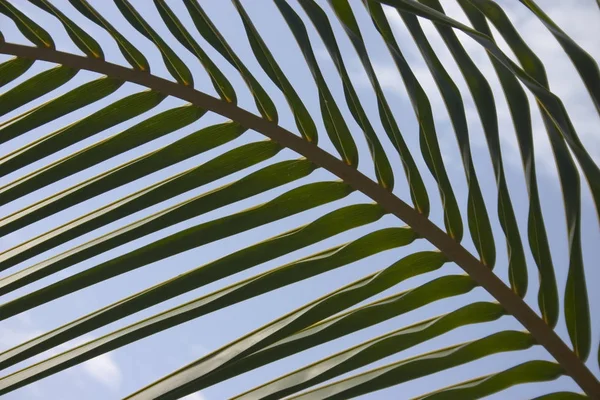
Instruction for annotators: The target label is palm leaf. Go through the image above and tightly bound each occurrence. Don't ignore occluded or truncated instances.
[0,0,598,399]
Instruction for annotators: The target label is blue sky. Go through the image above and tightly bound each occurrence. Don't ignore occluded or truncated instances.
[0,0,599,399]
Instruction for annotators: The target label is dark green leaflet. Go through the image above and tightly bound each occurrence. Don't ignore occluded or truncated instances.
[382,0,594,363]
[418,0,526,296]
[153,0,236,103]
[29,0,104,58]
[310,0,426,212]
[125,228,420,399]
[231,0,318,143]
[125,275,475,400]
[0,105,203,206]
[274,0,359,167]
[0,90,166,179]
[182,0,278,121]
[0,0,596,397]
[395,9,494,267]
[532,393,586,400]
[0,136,274,284]
[386,0,600,226]
[0,156,310,296]
[457,0,587,358]
[0,65,77,118]
[0,121,244,241]
[237,288,508,399]
[0,57,33,89]
[0,205,384,389]
[365,1,461,238]
[68,0,149,71]
[296,0,393,188]
[458,0,558,328]
[0,181,354,320]
[415,361,563,399]
[114,0,193,86]
[518,0,600,117]
[0,0,54,48]
[0,77,123,145]
[230,301,498,399]
[285,331,534,400]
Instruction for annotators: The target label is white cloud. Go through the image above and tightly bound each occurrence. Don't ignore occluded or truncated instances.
[82,353,122,390]
[0,325,43,350]
[181,392,207,400]
[372,63,407,94]
[1,324,123,391]
[62,335,123,390]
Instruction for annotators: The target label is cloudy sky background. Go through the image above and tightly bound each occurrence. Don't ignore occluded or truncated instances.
[0,0,599,398]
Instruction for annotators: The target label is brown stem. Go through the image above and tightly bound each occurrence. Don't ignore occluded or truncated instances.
[1,42,598,397]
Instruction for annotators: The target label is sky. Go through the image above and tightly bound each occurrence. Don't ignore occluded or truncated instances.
[0,0,599,399]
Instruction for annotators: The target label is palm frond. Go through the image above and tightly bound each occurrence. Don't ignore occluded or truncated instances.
[0,0,598,398]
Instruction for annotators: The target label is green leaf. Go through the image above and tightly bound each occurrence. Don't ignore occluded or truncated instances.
[0,77,123,145]
[0,104,204,206]
[517,0,600,116]
[0,65,78,118]
[415,361,563,399]
[127,274,476,399]
[68,0,150,71]
[0,156,310,296]
[0,57,33,89]
[153,0,236,103]
[297,0,393,189]
[458,0,558,327]
[231,0,318,144]
[416,0,526,296]
[29,0,104,58]
[114,0,193,86]
[0,121,244,241]
[382,0,593,362]
[284,331,533,400]
[274,0,359,167]
[365,1,461,236]
[384,0,600,228]
[0,133,272,279]
[532,393,587,400]
[0,0,54,48]
[125,228,421,399]
[202,277,478,395]
[0,90,166,179]
[0,181,354,320]
[0,204,384,380]
[394,9,494,267]
[237,297,506,399]
[456,0,586,356]
[182,0,278,121]
[225,299,496,398]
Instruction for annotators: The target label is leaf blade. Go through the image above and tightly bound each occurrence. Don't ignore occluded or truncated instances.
[68,0,149,71]
[0,57,34,89]
[231,0,318,143]
[287,331,534,400]
[0,65,78,119]
[0,181,354,319]
[0,77,123,146]
[0,204,385,383]
[114,0,193,86]
[297,0,393,188]
[0,90,166,179]
[29,0,104,58]
[274,0,359,166]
